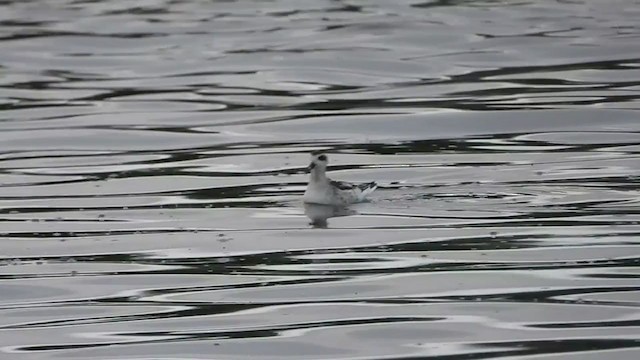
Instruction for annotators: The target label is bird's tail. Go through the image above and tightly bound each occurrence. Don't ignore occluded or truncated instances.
[356,181,377,201]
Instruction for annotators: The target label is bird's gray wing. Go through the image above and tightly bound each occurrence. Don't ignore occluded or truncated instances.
[329,180,356,191]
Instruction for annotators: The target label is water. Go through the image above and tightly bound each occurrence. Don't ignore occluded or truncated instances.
[1,0,640,359]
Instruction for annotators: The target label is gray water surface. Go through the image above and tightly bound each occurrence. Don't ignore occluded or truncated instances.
[1,0,640,359]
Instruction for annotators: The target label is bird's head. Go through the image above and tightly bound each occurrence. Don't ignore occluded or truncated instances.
[308,152,328,172]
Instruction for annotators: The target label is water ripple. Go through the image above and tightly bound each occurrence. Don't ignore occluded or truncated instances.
[1,0,640,359]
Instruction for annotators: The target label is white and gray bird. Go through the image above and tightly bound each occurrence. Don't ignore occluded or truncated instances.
[303,152,377,206]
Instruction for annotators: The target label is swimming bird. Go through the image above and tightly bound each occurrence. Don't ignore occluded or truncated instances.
[303,152,377,206]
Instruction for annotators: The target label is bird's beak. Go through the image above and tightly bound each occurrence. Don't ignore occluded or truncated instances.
[307,162,316,172]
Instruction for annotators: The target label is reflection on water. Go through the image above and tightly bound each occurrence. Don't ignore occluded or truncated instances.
[304,203,357,228]
[1,0,640,359]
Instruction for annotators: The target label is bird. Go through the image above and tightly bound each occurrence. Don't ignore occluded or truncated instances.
[303,152,377,206]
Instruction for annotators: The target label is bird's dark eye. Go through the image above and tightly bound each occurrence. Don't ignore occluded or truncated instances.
[318,155,327,161]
